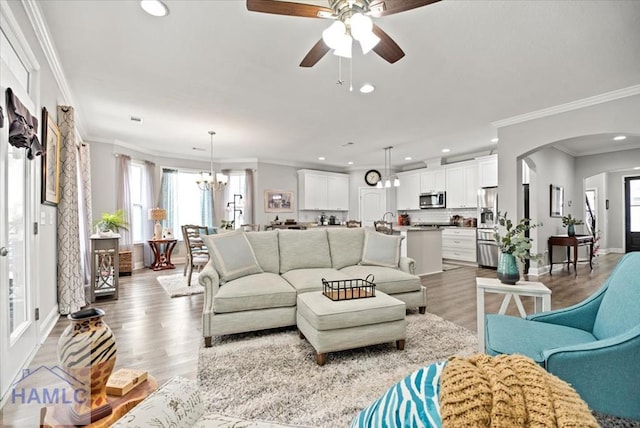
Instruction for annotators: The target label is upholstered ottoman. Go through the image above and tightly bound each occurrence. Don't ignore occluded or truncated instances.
[297,291,407,365]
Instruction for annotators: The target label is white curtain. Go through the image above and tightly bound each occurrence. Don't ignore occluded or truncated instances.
[244,169,254,225]
[159,168,177,230]
[142,160,156,266]
[77,143,92,285]
[116,154,132,251]
[56,106,85,314]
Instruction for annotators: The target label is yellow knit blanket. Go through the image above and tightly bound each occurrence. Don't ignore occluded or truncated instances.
[439,354,599,427]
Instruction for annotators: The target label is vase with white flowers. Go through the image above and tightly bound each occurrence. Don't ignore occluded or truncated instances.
[494,212,542,285]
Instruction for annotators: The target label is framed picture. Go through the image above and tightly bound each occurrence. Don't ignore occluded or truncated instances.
[264,190,294,213]
[550,184,564,218]
[41,107,61,206]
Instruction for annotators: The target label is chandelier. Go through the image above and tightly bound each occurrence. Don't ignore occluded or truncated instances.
[376,146,400,189]
[196,131,228,191]
[321,0,380,58]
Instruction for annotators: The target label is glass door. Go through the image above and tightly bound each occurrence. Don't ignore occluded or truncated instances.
[0,65,38,402]
[625,176,640,252]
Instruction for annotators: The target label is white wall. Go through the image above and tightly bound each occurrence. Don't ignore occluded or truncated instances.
[255,162,300,227]
[585,173,607,251]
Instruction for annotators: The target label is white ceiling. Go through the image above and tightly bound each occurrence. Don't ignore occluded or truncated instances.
[36,0,640,170]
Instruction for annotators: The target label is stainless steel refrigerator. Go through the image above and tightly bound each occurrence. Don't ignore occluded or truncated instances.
[477,187,498,268]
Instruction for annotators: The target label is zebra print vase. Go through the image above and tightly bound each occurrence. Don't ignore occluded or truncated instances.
[57,307,117,424]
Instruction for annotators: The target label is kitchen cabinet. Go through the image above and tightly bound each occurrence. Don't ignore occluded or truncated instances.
[406,229,443,275]
[420,169,446,193]
[445,161,478,208]
[298,170,349,211]
[442,227,477,263]
[396,171,421,210]
[477,154,498,188]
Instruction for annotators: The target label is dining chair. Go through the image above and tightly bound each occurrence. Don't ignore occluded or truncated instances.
[346,220,362,228]
[374,220,393,235]
[240,224,260,232]
[181,224,211,286]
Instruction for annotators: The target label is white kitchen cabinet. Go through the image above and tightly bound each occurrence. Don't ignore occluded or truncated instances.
[442,227,477,263]
[445,161,478,208]
[396,172,421,210]
[327,175,349,211]
[298,170,349,211]
[420,169,446,193]
[477,154,498,188]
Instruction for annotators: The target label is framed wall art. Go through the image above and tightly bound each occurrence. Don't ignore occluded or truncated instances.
[264,190,293,213]
[549,184,564,218]
[41,107,61,206]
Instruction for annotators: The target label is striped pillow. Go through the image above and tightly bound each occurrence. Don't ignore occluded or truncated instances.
[350,361,446,428]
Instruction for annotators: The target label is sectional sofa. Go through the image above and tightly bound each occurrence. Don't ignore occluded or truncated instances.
[199,228,426,347]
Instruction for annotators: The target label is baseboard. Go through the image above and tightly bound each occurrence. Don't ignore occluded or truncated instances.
[605,248,625,254]
[38,305,60,344]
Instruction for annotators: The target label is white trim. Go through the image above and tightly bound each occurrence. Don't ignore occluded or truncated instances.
[38,306,59,344]
[492,85,640,128]
[0,0,39,71]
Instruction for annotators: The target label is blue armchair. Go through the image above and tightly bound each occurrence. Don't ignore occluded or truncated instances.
[484,252,640,420]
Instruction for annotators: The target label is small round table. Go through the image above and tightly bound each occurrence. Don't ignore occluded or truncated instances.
[148,239,177,271]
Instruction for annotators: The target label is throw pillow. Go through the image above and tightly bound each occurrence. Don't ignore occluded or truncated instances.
[360,230,403,268]
[201,231,263,284]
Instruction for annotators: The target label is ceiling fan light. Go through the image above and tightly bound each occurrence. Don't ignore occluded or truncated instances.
[140,0,169,17]
[333,34,353,58]
[350,13,373,41]
[322,20,346,49]
[358,31,380,54]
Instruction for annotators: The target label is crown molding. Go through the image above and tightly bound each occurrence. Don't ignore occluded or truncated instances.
[0,0,40,71]
[492,85,640,128]
[21,0,86,136]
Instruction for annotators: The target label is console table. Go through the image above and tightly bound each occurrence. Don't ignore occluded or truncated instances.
[548,234,594,277]
[90,235,120,302]
[148,239,177,271]
[476,278,551,352]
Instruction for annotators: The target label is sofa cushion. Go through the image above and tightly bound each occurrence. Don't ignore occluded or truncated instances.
[282,268,351,294]
[340,265,422,294]
[202,231,263,284]
[245,230,280,274]
[360,230,403,268]
[327,228,365,269]
[278,229,332,273]
[485,314,596,363]
[214,273,296,313]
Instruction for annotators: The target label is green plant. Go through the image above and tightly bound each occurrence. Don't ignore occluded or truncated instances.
[562,214,584,227]
[94,209,129,232]
[494,211,543,262]
[220,219,234,230]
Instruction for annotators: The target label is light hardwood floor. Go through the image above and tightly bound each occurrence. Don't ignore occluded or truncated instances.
[1,253,622,425]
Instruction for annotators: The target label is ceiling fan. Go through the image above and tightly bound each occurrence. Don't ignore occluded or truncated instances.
[246,0,441,67]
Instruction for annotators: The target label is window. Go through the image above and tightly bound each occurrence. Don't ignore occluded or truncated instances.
[130,162,144,242]
[172,171,207,235]
[225,172,246,227]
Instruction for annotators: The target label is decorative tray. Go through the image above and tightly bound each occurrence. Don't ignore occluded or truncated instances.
[322,274,376,301]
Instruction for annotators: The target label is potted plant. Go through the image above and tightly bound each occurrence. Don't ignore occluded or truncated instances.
[562,214,583,237]
[94,210,129,236]
[494,211,542,284]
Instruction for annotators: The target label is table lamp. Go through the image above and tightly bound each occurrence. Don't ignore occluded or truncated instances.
[148,208,167,240]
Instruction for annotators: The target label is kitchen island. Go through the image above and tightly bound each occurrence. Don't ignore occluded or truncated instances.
[399,227,443,276]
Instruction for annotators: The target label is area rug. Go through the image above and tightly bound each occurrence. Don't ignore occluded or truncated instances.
[156,272,204,297]
[198,311,477,427]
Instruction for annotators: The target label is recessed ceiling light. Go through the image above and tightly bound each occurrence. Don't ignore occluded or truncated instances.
[614,135,627,141]
[140,0,169,17]
[441,148,451,153]
[405,157,412,161]
[491,138,499,143]
[360,83,375,94]
[348,161,354,165]
[318,157,326,161]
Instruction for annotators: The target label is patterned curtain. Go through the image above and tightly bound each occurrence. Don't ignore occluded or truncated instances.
[142,160,156,266]
[244,169,254,225]
[57,106,85,314]
[116,154,132,251]
[159,168,177,232]
[78,143,92,285]
[200,188,214,229]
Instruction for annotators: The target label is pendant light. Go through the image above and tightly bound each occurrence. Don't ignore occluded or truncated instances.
[376,146,400,189]
[196,131,228,191]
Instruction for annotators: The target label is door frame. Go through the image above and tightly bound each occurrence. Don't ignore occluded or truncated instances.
[624,175,640,253]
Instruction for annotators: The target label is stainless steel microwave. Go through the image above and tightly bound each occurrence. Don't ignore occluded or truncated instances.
[419,192,446,209]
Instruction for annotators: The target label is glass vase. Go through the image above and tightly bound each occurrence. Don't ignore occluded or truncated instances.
[567,224,576,237]
[497,252,520,285]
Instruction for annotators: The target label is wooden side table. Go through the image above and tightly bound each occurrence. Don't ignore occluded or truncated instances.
[548,234,594,276]
[40,375,158,427]
[148,239,177,271]
[476,277,551,352]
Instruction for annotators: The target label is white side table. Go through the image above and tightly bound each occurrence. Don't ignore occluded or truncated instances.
[476,277,551,352]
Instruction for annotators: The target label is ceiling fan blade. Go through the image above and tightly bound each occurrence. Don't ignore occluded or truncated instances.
[371,24,405,64]
[247,0,333,18]
[300,39,330,67]
[368,0,441,17]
